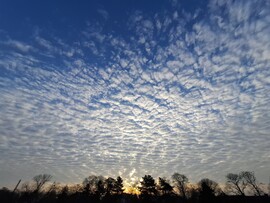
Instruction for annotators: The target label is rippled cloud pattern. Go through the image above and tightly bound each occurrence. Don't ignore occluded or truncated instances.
[0,0,270,186]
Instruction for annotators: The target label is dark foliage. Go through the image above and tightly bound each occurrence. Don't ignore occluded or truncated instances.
[1,171,269,203]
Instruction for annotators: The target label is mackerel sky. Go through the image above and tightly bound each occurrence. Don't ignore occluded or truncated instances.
[0,0,270,188]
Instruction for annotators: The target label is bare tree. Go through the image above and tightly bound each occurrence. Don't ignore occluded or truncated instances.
[32,174,52,192]
[241,171,264,196]
[46,182,59,194]
[21,181,33,192]
[83,175,105,197]
[225,173,246,196]
[172,173,189,199]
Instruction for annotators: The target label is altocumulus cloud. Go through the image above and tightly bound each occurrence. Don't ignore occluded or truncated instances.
[0,0,270,187]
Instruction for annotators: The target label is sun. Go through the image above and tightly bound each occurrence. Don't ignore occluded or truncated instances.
[124,186,140,195]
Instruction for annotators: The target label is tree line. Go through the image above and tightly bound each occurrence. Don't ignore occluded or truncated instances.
[0,171,269,203]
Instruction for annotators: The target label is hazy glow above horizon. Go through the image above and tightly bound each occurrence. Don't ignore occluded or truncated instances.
[0,0,270,187]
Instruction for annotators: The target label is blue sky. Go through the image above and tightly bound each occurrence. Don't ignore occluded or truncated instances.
[0,0,270,188]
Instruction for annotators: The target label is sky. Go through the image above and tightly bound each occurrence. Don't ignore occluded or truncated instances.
[0,0,270,189]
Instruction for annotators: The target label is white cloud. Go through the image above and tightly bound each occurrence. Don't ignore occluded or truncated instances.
[4,40,33,52]
[0,0,270,187]
[97,9,109,20]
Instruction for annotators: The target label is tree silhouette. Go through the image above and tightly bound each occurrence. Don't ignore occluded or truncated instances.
[158,177,173,196]
[104,177,115,196]
[138,175,158,196]
[20,181,32,192]
[115,176,124,194]
[198,178,222,203]
[32,174,52,193]
[1,171,270,203]
[103,176,124,195]
[241,171,264,196]
[172,173,188,199]
[83,182,91,196]
[83,175,105,195]
[58,185,69,203]
[225,173,246,196]
[82,175,107,201]
[96,179,106,198]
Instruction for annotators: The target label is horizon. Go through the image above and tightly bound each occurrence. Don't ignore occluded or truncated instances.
[2,171,269,196]
[0,0,270,189]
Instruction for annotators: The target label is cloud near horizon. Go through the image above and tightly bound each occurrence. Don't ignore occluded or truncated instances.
[0,0,270,187]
